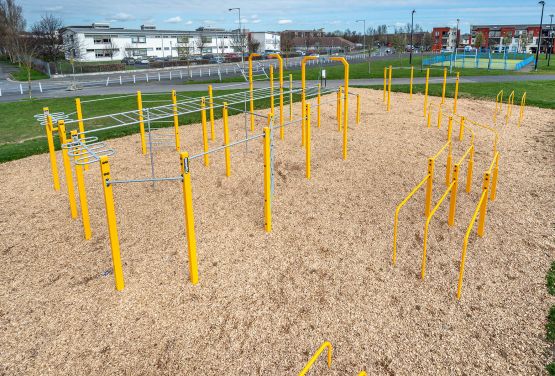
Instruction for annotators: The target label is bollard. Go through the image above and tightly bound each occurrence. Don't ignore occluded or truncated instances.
[71,130,91,240]
[180,152,199,285]
[58,120,78,219]
[99,156,125,291]
[223,103,231,177]
[201,97,209,166]
[171,90,180,151]
[263,127,272,232]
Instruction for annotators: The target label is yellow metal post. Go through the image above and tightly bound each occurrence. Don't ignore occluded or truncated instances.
[137,91,146,154]
[453,72,460,114]
[58,120,78,219]
[270,64,274,115]
[437,104,442,128]
[180,152,199,285]
[441,67,447,104]
[330,57,349,160]
[201,97,209,166]
[448,164,460,226]
[446,141,452,187]
[356,94,360,125]
[466,145,474,193]
[301,56,317,148]
[269,54,284,139]
[306,103,311,179]
[337,86,342,131]
[477,172,491,237]
[75,98,88,170]
[387,65,392,112]
[208,85,215,141]
[99,156,125,291]
[458,116,465,141]
[44,109,60,191]
[263,126,272,232]
[171,90,181,151]
[317,83,321,128]
[71,130,91,240]
[518,92,526,127]
[423,68,430,117]
[223,102,231,177]
[425,158,434,216]
[289,74,293,121]
[409,65,414,99]
[248,53,260,131]
[383,66,387,102]
[299,342,333,376]
[490,153,499,201]
[426,106,431,128]
[447,116,453,141]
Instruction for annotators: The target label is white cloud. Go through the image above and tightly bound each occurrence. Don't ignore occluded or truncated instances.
[278,19,292,24]
[185,20,193,25]
[44,5,63,11]
[251,14,258,19]
[252,19,261,24]
[110,12,135,21]
[165,16,182,23]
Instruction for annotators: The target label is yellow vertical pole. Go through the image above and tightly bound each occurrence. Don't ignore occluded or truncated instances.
[279,69,284,139]
[263,127,272,232]
[289,74,293,121]
[270,65,274,115]
[171,90,181,151]
[387,65,392,112]
[75,98,89,170]
[447,116,453,141]
[249,56,255,131]
[423,68,430,117]
[426,105,431,128]
[301,56,316,147]
[477,172,491,237]
[306,103,311,179]
[329,57,350,160]
[383,66,387,102]
[201,97,209,166]
[518,92,526,127]
[71,130,91,240]
[99,156,125,291]
[208,85,215,141]
[317,83,321,128]
[58,120,78,219]
[409,65,414,99]
[137,91,146,154]
[466,145,474,193]
[337,86,342,131]
[425,158,434,216]
[453,72,460,114]
[223,102,231,177]
[180,152,199,285]
[458,116,465,141]
[356,94,360,125]
[448,164,459,226]
[437,104,442,128]
[490,153,499,201]
[441,67,447,104]
[446,141,452,187]
[44,110,60,191]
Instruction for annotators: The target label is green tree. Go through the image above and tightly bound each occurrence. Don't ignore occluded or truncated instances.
[474,32,484,49]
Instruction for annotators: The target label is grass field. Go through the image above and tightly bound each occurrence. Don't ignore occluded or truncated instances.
[9,67,50,81]
[431,58,524,70]
[362,80,555,110]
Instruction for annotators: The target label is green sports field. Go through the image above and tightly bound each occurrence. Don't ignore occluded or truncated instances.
[432,58,524,70]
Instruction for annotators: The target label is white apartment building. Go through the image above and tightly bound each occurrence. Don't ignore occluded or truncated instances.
[249,32,281,54]
[61,23,244,62]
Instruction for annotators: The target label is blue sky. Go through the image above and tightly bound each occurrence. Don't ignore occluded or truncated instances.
[20,0,555,33]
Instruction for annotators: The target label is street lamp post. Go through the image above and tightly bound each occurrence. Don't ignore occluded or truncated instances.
[228,7,244,64]
[410,10,416,64]
[356,19,369,73]
[456,18,460,50]
[535,1,545,71]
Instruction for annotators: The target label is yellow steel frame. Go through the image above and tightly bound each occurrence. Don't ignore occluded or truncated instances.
[298,342,332,376]
[330,56,349,160]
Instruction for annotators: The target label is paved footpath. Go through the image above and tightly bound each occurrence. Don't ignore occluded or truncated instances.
[1,74,554,103]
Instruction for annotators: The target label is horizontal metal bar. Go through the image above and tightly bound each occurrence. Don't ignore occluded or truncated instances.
[189,132,265,160]
[108,176,183,185]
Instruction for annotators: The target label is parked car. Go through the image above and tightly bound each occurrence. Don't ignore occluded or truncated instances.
[121,57,136,65]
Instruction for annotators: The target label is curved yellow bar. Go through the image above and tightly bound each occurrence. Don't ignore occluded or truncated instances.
[299,341,332,376]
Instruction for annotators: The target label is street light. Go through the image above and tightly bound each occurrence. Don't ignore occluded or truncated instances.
[356,19,369,73]
[456,18,460,50]
[410,10,416,64]
[535,1,545,71]
[228,7,244,64]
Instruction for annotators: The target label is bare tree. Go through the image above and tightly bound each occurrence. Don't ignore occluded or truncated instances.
[16,33,38,98]
[31,13,63,62]
[0,0,26,63]
[101,40,118,60]
[230,29,247,57]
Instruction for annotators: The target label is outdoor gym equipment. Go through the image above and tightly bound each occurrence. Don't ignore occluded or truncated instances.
[299,342,332,376]
[330,56,349,160]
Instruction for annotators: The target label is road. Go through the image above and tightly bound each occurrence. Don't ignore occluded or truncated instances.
[1,73,553,103]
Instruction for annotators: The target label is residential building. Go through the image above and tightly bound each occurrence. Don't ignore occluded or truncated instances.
[61,23,246,62]
[249,32,280,54]
[470,24,553,53]
[431,27,460,52]
[280,29,324,51]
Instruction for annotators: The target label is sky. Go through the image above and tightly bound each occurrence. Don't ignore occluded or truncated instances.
[20,0,555,33]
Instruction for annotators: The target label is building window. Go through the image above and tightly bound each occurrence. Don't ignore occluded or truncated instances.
[201,36,212,43]
[164,47,169,50]
[156,47,162,51]
[95,49,113,58]
[94,37,112,44]
[178,36,189,43]
[131,36,146,43]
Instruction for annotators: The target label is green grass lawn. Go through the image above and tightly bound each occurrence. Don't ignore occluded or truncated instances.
[0,89,303,163]
[360,80,555,110]
[9,67,50,81]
